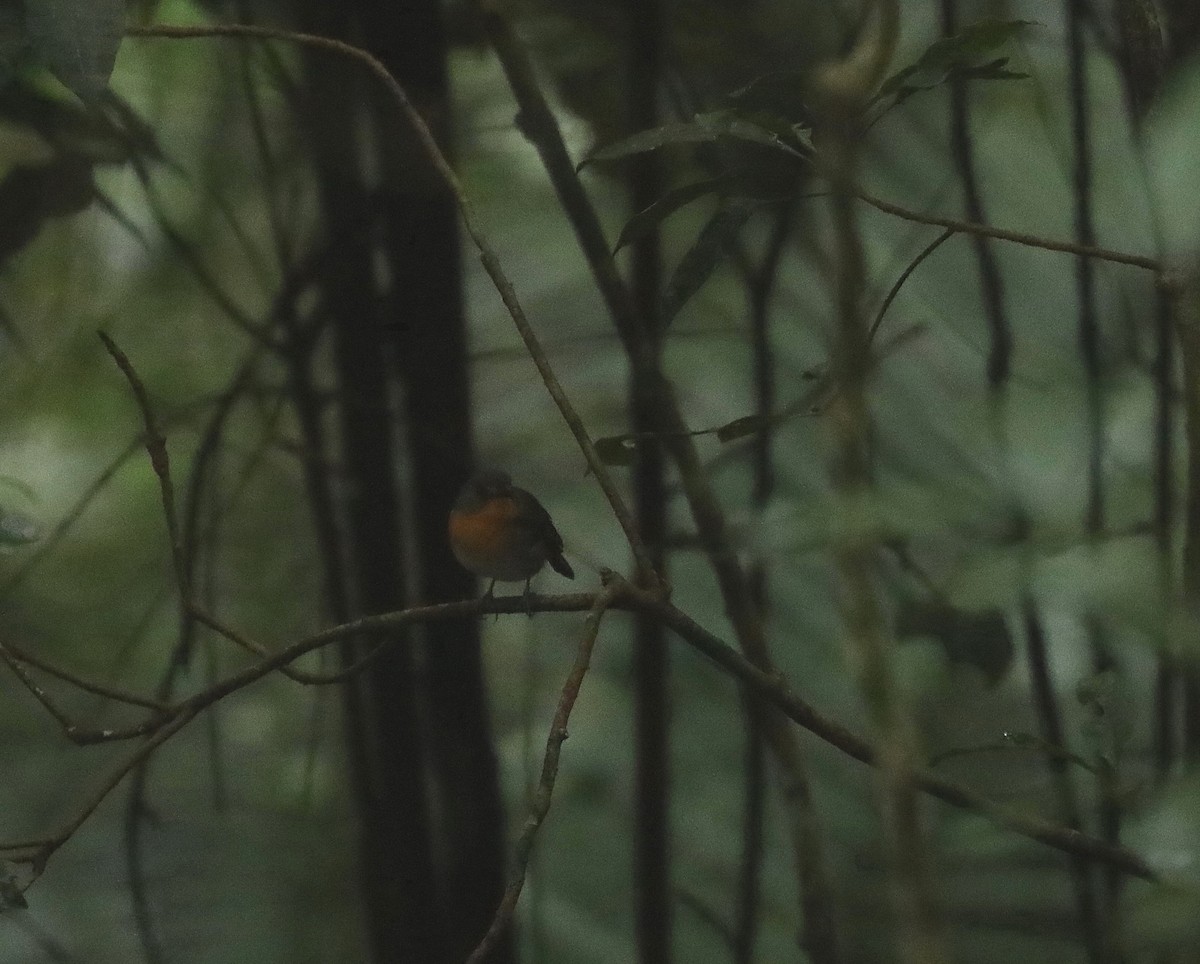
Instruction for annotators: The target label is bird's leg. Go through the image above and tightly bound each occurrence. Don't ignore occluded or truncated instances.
[484,579,500,621]
[523,578,533,617]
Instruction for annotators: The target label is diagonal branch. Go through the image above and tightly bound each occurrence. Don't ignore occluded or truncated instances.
[466,578,622,964]
[125,21,656,587]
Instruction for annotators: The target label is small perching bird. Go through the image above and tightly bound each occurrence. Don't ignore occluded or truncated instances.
[448,469,574,604]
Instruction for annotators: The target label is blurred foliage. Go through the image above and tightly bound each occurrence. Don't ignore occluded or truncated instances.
[0,0,1199,963]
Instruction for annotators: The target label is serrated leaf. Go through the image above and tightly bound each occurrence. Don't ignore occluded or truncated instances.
[614,177,728,253]
[660,199,753,325]
[584,110,810,167]
[27,0,125,100]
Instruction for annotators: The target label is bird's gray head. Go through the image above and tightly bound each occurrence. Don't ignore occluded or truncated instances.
[455,469,514,511]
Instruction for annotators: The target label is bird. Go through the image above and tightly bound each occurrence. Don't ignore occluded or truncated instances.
[448,469,574,606]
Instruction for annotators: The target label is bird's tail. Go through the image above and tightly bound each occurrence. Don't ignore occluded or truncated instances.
[549,551,574,579]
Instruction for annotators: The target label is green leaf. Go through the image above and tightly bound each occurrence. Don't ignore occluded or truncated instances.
[931,732,1096,770]
[0,508,40,546]
[584,110,810,167]
[726,71,813,126]
[595,434,636,466]
[0,877,27,911]
[614,177,728,253]
[26,0,125,100]
[895,597,1014,684]
[0,155,96,265]
[875,19,1035,108]
[660,198,753,325]
[715,413,768,443]
[0,860,31,911]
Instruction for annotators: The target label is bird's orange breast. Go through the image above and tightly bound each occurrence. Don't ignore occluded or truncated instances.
[449,496,528,578]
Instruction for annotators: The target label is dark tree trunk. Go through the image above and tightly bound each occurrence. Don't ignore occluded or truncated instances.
[626,2,672,963]
[294,1,511,961]
[363,3,513,961]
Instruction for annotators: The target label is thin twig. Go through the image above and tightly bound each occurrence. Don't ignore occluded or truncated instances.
[854,188,1160,272]
[0,584,1156,881]
[868,228,954,341]
[0,437,143,596]
[1,641,166,711]
[0,643,164,744]
[125,21,656,586]
[482,13,842,958]
[465,579,621,964]
[0,18,1157,911]
[97,332,187,597]
[0,645,83,735]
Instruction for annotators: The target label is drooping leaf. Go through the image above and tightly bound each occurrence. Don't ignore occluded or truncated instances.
[896,596,1014,685]
[614,176,729,253]
[0,87,157,163]
[0,155,96,266]
[0,860,33,911]
[931,732,1096,771]
[714,413,767,443]
[595,434,637,466]
[725,71,813,126]
[886,57,1029,112]
[0,508,40,546]
[0,876,27,911]
[660,198,754,326]
[584,109,810,167]
[874,18,1035,109]
[26,0,125,100]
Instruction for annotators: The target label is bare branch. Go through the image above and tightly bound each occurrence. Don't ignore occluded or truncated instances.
[466,578,621,964]
[97,333,188,597]
[126,20,657,588]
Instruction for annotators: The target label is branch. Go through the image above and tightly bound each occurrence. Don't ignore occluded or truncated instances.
[466,578,621,963]
[125,21,658,588]
[0,15,1148,913]
[854,188,1160,273]
[97,332,188,596]
[0,582,1156,890]
[483,13,843,959]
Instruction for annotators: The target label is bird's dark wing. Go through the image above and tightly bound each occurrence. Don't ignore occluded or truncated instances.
[513,487,574,579]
